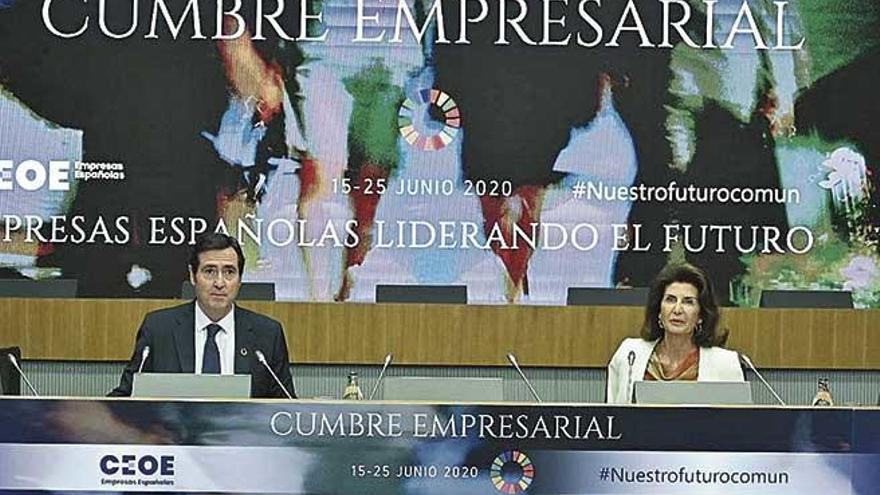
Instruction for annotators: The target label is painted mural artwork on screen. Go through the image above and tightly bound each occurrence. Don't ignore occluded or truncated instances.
[0,0,878,306]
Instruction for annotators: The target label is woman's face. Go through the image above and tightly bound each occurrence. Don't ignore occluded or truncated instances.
[659,282,702,337]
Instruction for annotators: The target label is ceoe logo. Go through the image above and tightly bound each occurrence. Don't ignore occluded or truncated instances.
[0,160,71,191]
[99,454,175,476]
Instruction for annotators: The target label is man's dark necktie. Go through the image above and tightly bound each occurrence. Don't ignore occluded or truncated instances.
[202,323,221,374]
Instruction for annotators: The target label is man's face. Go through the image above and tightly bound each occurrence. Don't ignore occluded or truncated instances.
[190,247,242,320]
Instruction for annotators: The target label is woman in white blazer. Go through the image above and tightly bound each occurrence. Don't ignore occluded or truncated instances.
[607,263,744,404]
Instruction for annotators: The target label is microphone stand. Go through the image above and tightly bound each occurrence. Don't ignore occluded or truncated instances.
[740,353,786,406]
[8,354,39,397]
[255,350,294,400]
[507,353,542,403]
[368,353,394,400]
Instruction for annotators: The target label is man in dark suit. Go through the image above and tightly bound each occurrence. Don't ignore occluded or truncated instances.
[0,347,22,395]
[110,234,295,398]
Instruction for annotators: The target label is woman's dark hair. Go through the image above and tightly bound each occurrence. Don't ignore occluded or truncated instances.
[640,262,728,347]
[188,233,245,275]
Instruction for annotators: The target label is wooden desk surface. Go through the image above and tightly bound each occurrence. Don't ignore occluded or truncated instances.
[1,298,878,369]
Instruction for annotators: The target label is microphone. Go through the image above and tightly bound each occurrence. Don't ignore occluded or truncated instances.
[7,354,39,397]
[255,350,294,400]
[506,353,542,403]
[626,350,636,403]
[368,353,394,400]
[739,353,786,406]
[137,346,151,374]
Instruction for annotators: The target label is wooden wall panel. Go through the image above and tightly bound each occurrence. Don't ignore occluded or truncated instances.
[863,311,880,366]
[0,298,878,369]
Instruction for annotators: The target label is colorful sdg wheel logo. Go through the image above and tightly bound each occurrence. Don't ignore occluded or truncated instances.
[398,88,461,151]
[490,450,534,493]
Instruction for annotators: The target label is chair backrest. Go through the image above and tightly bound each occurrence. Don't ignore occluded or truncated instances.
[567,287,649,306]
[0,347,22,395]
[375,285,468,304]
[181,281,276,301]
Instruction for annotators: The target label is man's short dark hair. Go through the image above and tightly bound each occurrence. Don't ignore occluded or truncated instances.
[189,233,245,275]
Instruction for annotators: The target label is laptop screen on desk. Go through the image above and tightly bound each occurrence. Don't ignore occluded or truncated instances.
[634,381,753,405]
[132,373,251,399]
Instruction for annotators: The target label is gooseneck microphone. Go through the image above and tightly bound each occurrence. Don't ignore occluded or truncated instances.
[255,350,294,400]
[626,350,636,403]
[368,353,394,401]
[137,346,151,374]
[507,353,542,403]
[739,353,786,406]
[7,354,39,397]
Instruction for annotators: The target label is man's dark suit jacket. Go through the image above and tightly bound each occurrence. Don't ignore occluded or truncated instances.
[109,303,296,398]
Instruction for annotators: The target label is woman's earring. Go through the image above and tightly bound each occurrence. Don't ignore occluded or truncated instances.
[657,315,664,330]
[696,321,703,334]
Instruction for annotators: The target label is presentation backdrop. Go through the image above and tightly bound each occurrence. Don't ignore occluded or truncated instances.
[1,0,878,306]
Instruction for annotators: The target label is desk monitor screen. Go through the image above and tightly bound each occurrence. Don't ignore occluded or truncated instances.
[132,373,251,399]
[181,282,275,301]
[634,381,752,405]
[375,285,467,304]
[759,290,853,308]
[382,377,503,401]
[566,287,649,306]
[0,279,78,298]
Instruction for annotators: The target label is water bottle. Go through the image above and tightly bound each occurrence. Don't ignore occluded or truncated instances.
[812,378,834,406]
[343,372,364,400]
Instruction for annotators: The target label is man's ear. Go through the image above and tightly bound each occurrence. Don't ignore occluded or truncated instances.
[189,268,196,286]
